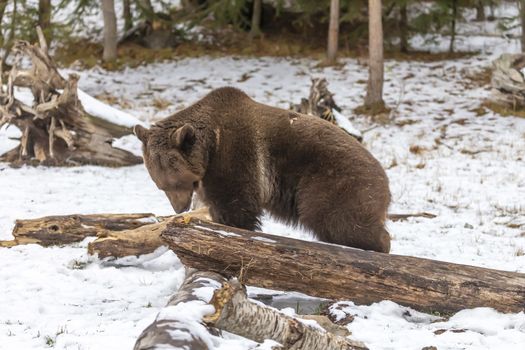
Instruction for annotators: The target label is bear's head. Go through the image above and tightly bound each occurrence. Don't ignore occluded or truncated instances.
[134,123,206,213]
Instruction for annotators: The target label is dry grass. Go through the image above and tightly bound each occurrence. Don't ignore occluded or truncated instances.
[409,145,426,155]
[151,98,172,110]
[52,30,480,72]
[516,247,525,257]
[483,101,525,119]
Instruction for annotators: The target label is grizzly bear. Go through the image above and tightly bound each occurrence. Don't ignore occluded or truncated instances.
[134,87,391,253]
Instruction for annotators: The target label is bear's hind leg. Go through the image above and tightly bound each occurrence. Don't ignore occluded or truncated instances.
[298,198,391,253]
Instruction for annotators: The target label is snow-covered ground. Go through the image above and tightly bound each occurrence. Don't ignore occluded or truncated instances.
[2,6,525,350]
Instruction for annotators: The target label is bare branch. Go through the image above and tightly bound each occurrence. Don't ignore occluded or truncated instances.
[20,124,29,157]
[36,26,48,54]
[54,126,75,149]
[48,116,55,158]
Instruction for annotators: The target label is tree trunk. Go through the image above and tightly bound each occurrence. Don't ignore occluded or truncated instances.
[249,0,262,39]
[364,0,385,110]
[161,218,525,314]
[2,0,17,63]
[449,0,457,54]
[0,27,142,167]
[0,0,8,46]
[102,0,118,62]
[123,0,133,31]
[519,0,525,52]
[399,2,408,53]
[0,213,158,247]
[326,0,340,65]
[135,269,366,350]
[475,0,485,21]
[38,0,51,44]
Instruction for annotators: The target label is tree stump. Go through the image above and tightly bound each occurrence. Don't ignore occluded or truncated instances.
[490,53,525,109]
[291,78,362,141]
[0,27,142,167]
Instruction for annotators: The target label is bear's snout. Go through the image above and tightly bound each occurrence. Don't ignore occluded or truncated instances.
[164,190,193,214]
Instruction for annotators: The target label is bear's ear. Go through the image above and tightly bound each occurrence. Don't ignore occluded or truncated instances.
[133,125,150,144]
[171,124,196,150]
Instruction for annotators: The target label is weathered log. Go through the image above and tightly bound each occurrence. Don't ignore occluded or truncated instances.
[161,218,525,314]
[134,269,226,350]
[0,27,142,166]
[0,213,157,247]
[87,207,210,259]
[0,208,428,253]
[88,219,167,259]
[205,279,366,350]
[135,269,362,350]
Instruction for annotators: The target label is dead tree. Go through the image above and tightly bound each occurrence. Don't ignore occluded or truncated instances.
[0,28,142,166]
[161,218,525,315]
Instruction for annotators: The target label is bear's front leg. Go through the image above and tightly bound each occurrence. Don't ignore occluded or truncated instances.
[209,202,262,232]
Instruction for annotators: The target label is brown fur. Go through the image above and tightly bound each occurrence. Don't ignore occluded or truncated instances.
[135,87,391,253]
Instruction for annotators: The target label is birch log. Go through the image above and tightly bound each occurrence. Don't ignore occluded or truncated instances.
[134,269,226,350]
[205,279,367,350]
[135,269,364,350]
[161,218,525,314]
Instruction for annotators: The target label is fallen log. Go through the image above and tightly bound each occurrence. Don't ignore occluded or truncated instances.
[135,269,364,350]
[134,269,225,350]
[88,220,167,260]
[205,279,366,350]
[88,207,210,259]
[0,208,211,252]
[0,213,157,247]
[161,218,525,314]
[1,208,431,254]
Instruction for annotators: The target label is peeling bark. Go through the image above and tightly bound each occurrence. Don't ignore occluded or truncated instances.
[205,280,367,350]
